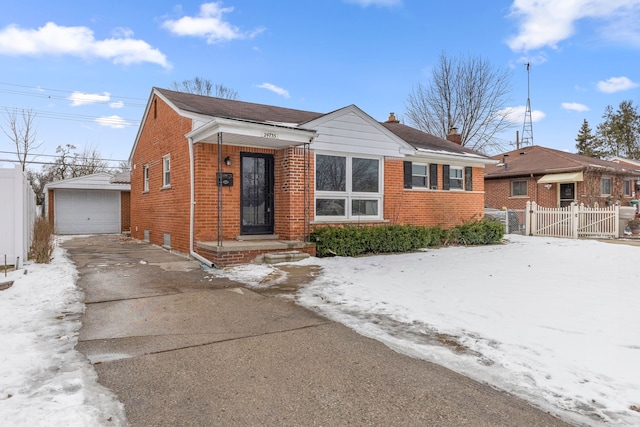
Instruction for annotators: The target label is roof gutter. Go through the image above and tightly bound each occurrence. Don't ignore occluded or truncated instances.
[188,136,214,269]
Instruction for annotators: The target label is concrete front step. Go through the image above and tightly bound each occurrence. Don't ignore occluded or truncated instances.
[263,251,310,264]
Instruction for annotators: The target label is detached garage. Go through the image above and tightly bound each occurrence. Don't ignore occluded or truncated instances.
[45,172,131,235]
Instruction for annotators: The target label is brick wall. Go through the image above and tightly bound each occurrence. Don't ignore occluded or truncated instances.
[486,172,637,209]
[384,159,485,227]
[120,191,130,232]
[130,95,193,253]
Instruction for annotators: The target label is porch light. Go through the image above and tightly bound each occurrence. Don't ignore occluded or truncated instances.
[224,156,232,166]
[544,184,552,190]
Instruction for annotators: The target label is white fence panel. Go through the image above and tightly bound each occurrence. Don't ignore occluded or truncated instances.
[0,166,37,268]
[526,201,619,239]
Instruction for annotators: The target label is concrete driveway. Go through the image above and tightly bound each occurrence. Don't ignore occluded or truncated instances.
[68,235,571,426]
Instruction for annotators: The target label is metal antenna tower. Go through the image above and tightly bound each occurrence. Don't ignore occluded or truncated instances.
[521,62,534,146]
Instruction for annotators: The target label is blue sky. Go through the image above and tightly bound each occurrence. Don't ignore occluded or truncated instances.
[0,0,639,168]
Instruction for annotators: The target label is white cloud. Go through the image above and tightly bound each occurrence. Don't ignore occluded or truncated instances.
[597,76,639,93]
[109,101,124,109]
[256,83,290,98]
[95,115,131,128]
[111,27,134,38]
[561,102,590,112]
[344,0,402,6]
[506,0,640,52]
[0,22,169,68]
[162,2,264,44]
[67,91,110,106]
[500,105,546,124]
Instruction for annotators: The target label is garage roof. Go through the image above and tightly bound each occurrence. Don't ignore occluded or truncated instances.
[45,172,130,191]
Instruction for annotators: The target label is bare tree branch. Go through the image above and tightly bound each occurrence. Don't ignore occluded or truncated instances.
[169,77,239,100]
[405,52,514,154]
[1,108,42,171]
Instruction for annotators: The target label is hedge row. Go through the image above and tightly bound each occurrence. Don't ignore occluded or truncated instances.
[310,220,504,257]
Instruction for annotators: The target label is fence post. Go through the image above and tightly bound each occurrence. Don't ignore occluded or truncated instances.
[572,203,579,239]
[526,201,535,236]
[614,205,620,238]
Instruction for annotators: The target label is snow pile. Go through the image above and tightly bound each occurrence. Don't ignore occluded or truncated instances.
[0,244,126,426]
[226,235,640,427]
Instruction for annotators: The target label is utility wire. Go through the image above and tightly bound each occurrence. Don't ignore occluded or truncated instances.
[0,150,127,163]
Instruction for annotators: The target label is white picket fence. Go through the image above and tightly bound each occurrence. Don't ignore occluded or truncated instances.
[525,201,619,239]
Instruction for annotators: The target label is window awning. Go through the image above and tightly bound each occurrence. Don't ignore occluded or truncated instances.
[537,171,584,184]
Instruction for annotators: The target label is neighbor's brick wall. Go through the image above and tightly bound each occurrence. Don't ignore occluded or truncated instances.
[485,173,637,209]
[384,159,485,227]
[120,191,130,232]
[130,95,192,253]
[47,189,55,229]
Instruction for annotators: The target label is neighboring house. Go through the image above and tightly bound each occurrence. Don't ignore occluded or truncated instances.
[484,145,640,210]
[0,165,37,268]
[611,156,640,171]
[129,88,495,266]
[45,172,131,234]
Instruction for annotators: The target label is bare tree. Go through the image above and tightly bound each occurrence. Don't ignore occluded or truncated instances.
[26,167,55,206]
[405,52,514,154]
[1,108,42,171]
[169,76,239,100]
[70,144,109,177]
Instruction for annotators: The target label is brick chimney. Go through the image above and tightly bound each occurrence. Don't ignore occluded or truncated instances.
[446,127,462,145]
[385,112,400,123]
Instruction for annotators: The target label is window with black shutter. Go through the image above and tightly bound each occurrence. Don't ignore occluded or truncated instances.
[443,165,450,190]
[403,161,412,189]
[429,164,438,190]
[465,166,473,191]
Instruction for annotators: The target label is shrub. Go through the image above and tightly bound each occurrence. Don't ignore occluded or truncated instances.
[310,220,502,258]
[30,217,54,263]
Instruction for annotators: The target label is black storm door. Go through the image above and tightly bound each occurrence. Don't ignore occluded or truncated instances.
[240,153,274,235]
[559,183,575,207]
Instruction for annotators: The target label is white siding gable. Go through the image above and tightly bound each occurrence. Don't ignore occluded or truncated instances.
[305,105,412,157]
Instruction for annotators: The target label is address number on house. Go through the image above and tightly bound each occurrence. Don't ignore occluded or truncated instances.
[263,132,278,139]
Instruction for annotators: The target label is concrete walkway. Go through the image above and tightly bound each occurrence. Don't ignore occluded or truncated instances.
[68,235,572,426]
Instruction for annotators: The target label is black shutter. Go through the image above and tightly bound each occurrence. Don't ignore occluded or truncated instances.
[403,161,412,189]
[429,164,438,190]
[443,165,450,190]
[465,166,473,191]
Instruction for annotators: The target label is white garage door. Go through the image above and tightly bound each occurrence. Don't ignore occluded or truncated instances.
[55,189,120,234]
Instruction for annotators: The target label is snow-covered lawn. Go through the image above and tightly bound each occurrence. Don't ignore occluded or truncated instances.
[0,241,126,426]
[218,235,640,427]
[2,235,639,426]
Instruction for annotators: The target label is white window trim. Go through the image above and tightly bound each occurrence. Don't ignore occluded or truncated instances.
[511,179,528,197]
[624,179,632,197]
[412,162,429,189]
[162,155,171,188]
[143,164,149,192]
[600,176,612,196]
[449,166,464,191]
[314,152,384,221]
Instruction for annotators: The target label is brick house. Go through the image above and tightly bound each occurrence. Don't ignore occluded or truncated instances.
[129,88,495,266]
[485,145,640,210]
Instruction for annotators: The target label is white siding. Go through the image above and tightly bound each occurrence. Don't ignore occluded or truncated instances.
[307,108,407,157]
[0,166,36,267]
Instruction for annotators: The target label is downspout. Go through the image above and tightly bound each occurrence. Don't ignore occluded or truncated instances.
[188,136,214,268]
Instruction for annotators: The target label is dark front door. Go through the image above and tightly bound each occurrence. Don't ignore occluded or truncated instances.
[240,153,274,235]
[559,183,575,207]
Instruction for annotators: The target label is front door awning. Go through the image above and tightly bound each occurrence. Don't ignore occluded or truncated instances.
[538,171,584,184]
[186,117,317,149]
